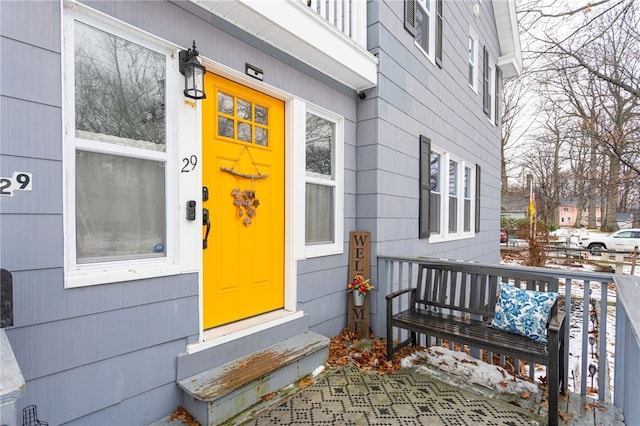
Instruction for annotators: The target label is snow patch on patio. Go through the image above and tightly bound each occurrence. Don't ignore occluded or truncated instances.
[402,346,542,408]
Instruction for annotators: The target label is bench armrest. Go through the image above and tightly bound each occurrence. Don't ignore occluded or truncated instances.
[385,287,416,301]
[548,308,565,335]
[547,299,565,335]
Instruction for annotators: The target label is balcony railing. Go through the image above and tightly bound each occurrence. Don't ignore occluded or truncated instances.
[375,256,640,421]
[303,0,367,48]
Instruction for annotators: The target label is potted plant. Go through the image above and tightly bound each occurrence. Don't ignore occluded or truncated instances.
[347,274,374,307]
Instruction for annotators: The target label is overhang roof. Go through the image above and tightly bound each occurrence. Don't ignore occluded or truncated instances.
[492,0,523,78]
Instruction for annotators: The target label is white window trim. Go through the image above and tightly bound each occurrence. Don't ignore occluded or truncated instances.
[298,104,344,258]
[429,146,476,243]
[487,59,496,125]
[414,0,437,64]
[468,28,479,92]
[62,2,186,288]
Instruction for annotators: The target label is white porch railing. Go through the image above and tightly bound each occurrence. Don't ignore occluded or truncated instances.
[303,0,367,48]
[375,256,639,421]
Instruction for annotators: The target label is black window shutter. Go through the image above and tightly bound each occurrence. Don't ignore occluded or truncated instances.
[482,46,490,115]
[405,0,416,36]
[419,135,431,238]
[475,164,481,233]
[435,0,443,68]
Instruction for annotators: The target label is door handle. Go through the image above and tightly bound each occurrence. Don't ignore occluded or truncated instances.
[203,208,211,249]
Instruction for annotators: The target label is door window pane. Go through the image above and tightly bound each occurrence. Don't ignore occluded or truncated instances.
[75,151,166,262]
[255,127,267,146]
[75,22,166,151]
[237,122,251,142]
[255,105,267,125]
[237,98,252,120]
[218,92,234,114]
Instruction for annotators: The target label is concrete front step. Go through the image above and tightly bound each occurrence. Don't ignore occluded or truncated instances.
[177,331,329,425]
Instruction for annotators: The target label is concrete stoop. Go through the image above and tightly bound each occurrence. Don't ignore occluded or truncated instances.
[177,331,329,426]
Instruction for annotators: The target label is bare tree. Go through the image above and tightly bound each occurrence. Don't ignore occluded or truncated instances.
[503,0,640,229]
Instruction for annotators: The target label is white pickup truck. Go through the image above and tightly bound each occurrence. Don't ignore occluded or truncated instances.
[576,229,640,255]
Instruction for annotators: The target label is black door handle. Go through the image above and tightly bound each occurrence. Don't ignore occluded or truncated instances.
[203,208,211,249]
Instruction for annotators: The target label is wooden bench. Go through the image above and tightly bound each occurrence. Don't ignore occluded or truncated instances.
[386,263,566,426]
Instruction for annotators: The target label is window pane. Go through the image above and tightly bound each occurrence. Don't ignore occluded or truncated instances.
[464,167,471,198]
[237,122,251,142]
[449,160,457,195]
[218,117,234,138]
[306,113,335,178]
[237,98,252,120]
[415,6,429,53]
[75,22,166,151]
[305,183,334,244]
[255,127,267,146]
[430,152,440,192]
[468,37,475,85]
[449,197,457,232]
[218,92,234,114]
[464,199,471,232]
[429,193,441,233]
[255,105,268,125]
[75,151,165,262]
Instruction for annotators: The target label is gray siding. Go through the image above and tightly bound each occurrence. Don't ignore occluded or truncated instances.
[1,0,507,423]
[362,0,502,263]
[1,0,359,423]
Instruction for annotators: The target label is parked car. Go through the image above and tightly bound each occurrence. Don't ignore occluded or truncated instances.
[500,232,507,243]
[576,229,640,255]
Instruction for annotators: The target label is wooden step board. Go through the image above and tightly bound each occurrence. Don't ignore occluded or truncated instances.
[178,331,330,425]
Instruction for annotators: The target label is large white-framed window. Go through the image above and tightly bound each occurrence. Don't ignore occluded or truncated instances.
[420,138,477,241]
[468,29,479,91]
[63,4,179,287]
[303,106,344,257]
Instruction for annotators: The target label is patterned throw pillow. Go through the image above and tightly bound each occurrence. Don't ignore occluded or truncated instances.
[490,283,558,344]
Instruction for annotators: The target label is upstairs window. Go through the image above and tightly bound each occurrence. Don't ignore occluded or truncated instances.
[405,0,443,65]
[483,49,499,124]
[468,29,479,91]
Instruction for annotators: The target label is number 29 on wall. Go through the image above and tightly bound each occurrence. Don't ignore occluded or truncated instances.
[0,172,32,196]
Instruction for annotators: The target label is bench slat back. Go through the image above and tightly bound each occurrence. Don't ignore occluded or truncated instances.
[416,264,559,320]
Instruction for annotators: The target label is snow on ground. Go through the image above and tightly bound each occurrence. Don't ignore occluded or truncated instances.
[501,250,633,400]
[402,346,539,398]
[401,250,633,404]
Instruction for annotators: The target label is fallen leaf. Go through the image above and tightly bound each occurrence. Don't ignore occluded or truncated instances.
[169,407,200,426]
[298,377,314,388]
[559,412,571,422]
[261,392,277,401]
[520,391,531,399]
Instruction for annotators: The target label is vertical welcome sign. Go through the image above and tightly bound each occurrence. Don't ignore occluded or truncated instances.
[347,231,371,336]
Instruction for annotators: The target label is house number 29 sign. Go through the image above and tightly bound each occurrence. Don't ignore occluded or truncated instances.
[0,172,32,196]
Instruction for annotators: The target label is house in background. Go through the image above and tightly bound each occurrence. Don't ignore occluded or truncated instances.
[557,200,602,228]
[0,0,520,424]
[501,191,529,221]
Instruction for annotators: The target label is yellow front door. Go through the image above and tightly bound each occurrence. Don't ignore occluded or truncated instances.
[202,74,285,329]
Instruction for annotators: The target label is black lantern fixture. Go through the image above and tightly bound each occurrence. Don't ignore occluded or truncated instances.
[179,40,206,100]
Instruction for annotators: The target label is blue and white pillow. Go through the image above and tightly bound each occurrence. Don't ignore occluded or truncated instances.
[490,283,558,344]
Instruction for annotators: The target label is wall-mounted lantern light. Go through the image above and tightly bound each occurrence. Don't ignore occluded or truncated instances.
[179,40,206,100]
